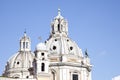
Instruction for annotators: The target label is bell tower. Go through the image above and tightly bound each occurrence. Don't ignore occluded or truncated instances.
[33,43,50,80]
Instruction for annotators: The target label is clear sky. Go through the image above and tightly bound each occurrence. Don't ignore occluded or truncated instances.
[0,0,120,80]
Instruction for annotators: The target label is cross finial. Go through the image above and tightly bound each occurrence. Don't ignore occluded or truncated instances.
[24,28,27,37]
[58,8,61,16]
[38,36,42,42]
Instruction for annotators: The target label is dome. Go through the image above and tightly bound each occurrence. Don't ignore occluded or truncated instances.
[46,36,83,57]
[8,51,34,69]
[36,43,47,51]
[2,32,35,78]
[4,51,34,78]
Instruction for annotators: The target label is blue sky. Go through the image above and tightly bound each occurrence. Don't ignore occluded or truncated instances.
[0,0,120,80]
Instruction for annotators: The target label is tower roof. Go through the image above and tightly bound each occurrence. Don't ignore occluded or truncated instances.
[20,31,30,42]
[54,9,64,19]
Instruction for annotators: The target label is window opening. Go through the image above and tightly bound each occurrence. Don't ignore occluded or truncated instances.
[26,76,29,78]
[41,63,45,71]
[23,42,25,48]
[70,46,73,50]
[53,46,57,50]
[73,74,78,80]
[17,62,20,65]
[35,53,37,57]
[15,77,19,78]
[42,58,45,60]
[58,24,60,32]
[26,42,28,48]
[67,39,69,42]
[41,53,44,56]
[55,39,57,41]
[52,27,54,32]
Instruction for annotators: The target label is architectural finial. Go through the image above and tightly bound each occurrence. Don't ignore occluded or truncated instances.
[58,8,61,16]
[38,36,42,42]
[24,28,27,37]
[24,28,26,33]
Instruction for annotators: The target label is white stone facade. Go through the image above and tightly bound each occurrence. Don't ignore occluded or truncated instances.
[1,9,92,80]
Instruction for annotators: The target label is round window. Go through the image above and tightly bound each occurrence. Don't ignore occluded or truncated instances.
[70,46,73,50]
[17,62,20,65]
[55,39,57,41]
[26,76,29,78]
[67,39,69,42]
[53,46,57,50]
[41,53,44,56]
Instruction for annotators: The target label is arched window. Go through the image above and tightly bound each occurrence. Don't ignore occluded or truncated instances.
[58,24,60,32]
[23,42,25,48]
[41,63,45,71]
[52,27,54,33]
[26,42,28,48]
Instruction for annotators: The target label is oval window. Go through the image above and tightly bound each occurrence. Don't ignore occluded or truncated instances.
[17,62,20,65]
[55,39,57,41]
[70,46,73,50]
[53,46,57,50]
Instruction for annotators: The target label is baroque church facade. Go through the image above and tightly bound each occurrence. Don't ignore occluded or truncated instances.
[1,10,92,80]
